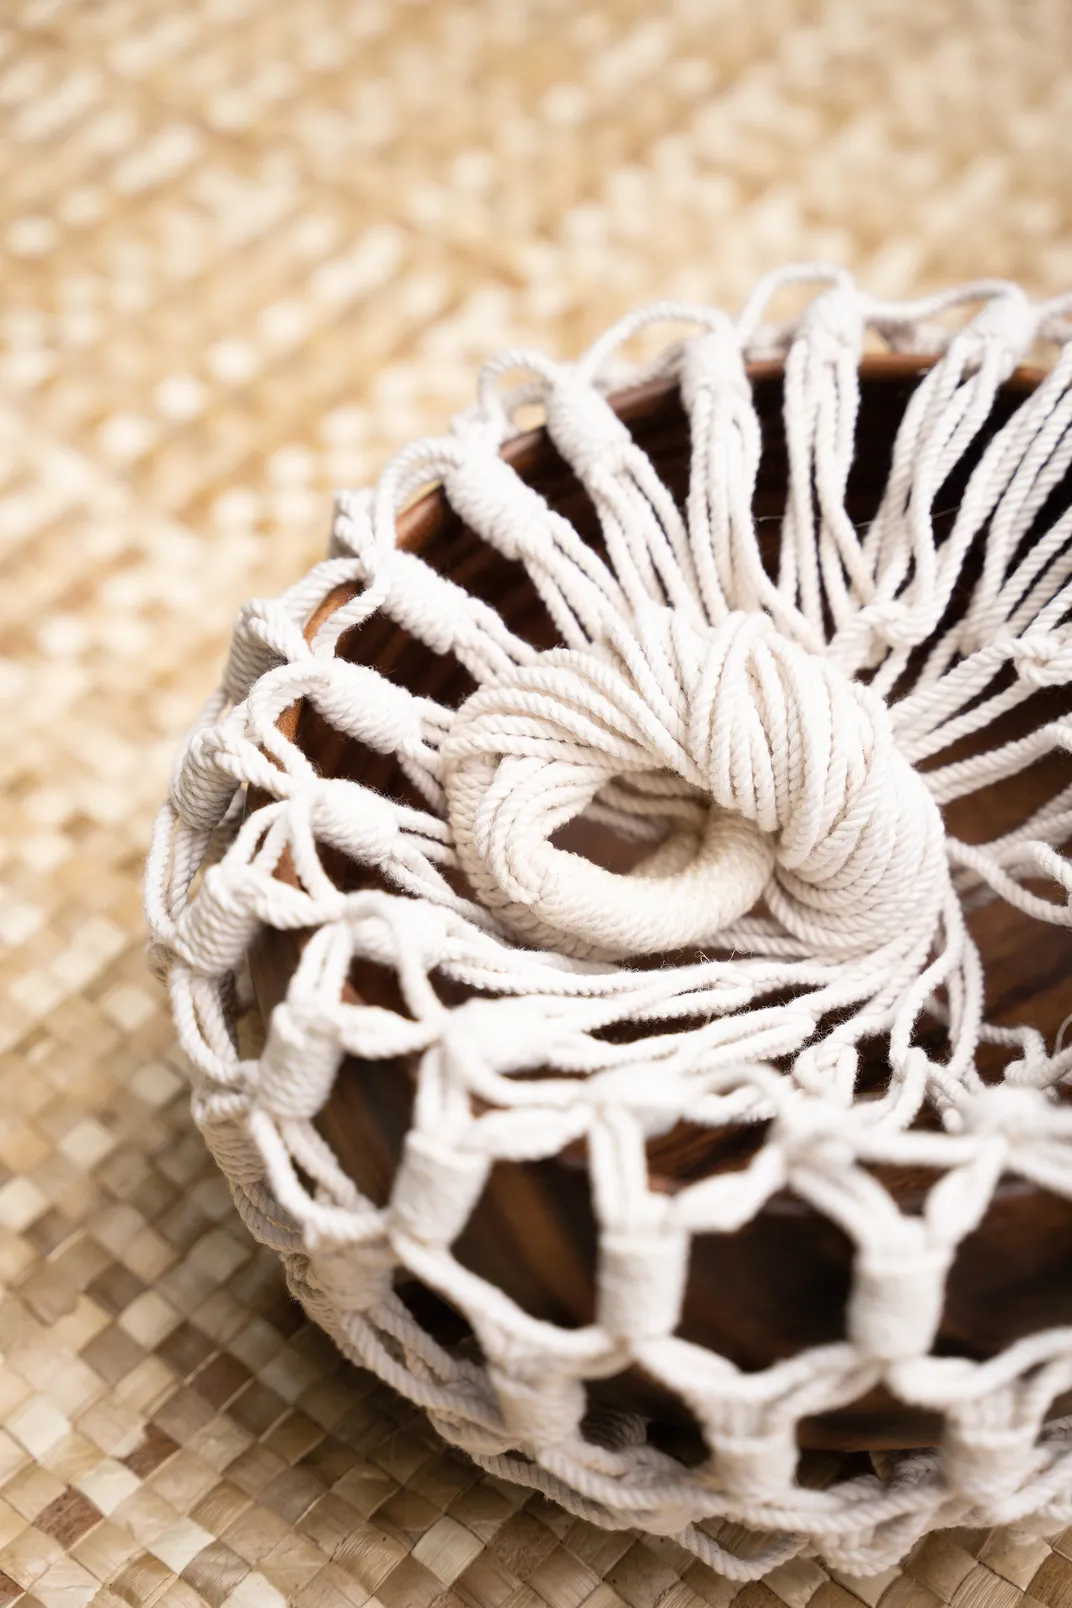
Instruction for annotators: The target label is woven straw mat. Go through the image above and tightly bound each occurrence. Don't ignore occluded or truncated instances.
[2,2,1072,1606]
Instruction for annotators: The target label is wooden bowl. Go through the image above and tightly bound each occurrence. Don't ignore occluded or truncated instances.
[249,355,1072,1456]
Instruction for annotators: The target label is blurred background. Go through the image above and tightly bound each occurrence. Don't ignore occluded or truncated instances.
[0,3,1070,1606]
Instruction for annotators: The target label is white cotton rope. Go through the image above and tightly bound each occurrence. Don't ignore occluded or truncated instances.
[442,607,948,959]
[146,267,1072,1578]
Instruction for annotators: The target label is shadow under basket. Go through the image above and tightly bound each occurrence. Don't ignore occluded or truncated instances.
[248,355,1072,1459]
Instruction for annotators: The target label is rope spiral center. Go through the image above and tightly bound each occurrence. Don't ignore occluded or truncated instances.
[442,608,949,959]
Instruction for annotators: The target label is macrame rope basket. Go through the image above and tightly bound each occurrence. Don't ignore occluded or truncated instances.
[146,267,1072,1579]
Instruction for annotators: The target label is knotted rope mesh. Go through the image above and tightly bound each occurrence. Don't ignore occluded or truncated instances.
[147,268,1072,1578]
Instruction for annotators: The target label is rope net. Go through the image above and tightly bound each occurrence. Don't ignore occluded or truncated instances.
[147,268,1072,1577]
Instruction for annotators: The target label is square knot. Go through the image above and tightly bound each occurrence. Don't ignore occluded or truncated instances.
[710,1423,799,1503]
[597,1228,689,1342]
[171,721,247,831]
[544,373,634,477]
[389,1129,490,1249]
[490,1368,587,1450]
[308,1238,395,1317]
[849,1231,952,1361]
[173,862,270,975]
[942,1418,1042,1508]
[679,316,750,410]
[258,996,343,1120]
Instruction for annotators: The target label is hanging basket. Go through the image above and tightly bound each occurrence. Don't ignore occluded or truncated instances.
[147,269,1072,1579]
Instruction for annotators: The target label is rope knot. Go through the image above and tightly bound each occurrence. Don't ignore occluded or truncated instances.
[795,284,863,365]
[679,315,749,410]
[954,287,1036,378]
[544,373,634,477]
[1006,628,1072,689]
[440,609,949,960]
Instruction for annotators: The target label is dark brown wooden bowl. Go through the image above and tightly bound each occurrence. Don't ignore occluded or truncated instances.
[249,355,1072,1456]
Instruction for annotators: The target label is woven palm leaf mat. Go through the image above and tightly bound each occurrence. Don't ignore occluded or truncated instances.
[2,2,1072,1605]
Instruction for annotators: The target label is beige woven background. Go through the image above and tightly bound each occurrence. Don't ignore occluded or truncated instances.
[2,2,1072,1606]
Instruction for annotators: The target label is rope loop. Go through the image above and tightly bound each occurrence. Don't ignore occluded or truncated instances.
[442,609,948,959]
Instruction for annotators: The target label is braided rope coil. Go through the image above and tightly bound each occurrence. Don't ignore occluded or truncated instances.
[146,267,1072,1579]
